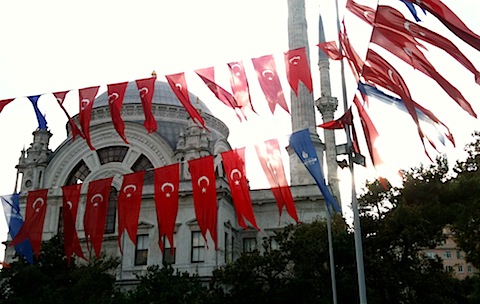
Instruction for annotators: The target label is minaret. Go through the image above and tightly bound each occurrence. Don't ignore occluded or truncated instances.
[16,129,52,193]
[287,0,325,186]
[315,13,341,204]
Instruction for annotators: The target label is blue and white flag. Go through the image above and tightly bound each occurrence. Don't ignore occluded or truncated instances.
[1,193,34,264]
[289,129,341,212]
[28,95,48,130]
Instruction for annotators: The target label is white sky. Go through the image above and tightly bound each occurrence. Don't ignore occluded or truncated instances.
[0,0,479,261]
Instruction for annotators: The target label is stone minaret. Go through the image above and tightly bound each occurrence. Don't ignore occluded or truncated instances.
[287,0,325,186]
[315,13,341,204]
[16,129,52,193]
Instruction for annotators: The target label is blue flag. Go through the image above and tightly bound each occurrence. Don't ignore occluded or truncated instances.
[1,193,34,264]
[28,95,48,130]
[289,129,341,212]
[399,0,426,22]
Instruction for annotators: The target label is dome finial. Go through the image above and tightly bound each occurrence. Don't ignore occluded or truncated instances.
[151,70,157,78]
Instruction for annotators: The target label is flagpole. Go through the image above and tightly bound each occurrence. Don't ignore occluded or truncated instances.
[334,0,368,303]
[326,207,338,304]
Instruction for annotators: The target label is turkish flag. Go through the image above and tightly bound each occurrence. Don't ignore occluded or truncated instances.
[188,156,218,250]
[284,47,313,95]
[165,72,207,129]
[346,0,375,25]
[255,139,298,223]
[61,184,86,265]
[107,82,129,144]
[339,25,364,81]
[221,148,259,230]
[78,86,100,150]
[83,177,113,259]
[136,76,157,133]
[153,163,180,253]
[53,91,84,140]
[227,61,255,116]
[251,54,289,114]
[10,189,48,257]
[117,171,144,253]
[0,98,14,113]
[317,41,344,61]
[195,67,243,121]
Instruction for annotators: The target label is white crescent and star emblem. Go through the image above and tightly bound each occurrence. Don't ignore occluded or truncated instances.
[80,98,91,110]
[90,194,104,207]
[404,21,425,37]
[388,69,397,85]
[123,184,137,198]
[175,83,183,91]
[139,87,149,98]
[262,69,275,81]
[230,168,242,186]
[403,47,413,58]
[56,97,63,104]
[108,93,119,104]
[197,176,210,193]
[66,201,73,210]
[231,64,242,76]
[32,197,45,213]
[161,182,175,198]
[289,55,301,65]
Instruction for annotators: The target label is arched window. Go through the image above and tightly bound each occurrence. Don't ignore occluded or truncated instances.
[66,160,91,185]
[131,154,154,185]
[97,146,129,165]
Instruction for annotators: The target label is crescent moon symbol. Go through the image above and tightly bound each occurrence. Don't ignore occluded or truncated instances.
[66,201,73,210]
[32,197,45,212]
[139,87,149,98]
[80,98,90,110]
[108,92,119,104]
[197,176,210,187]
[262,69,275,80]
[175,83,183,90]
[90,194,104,207]
[289,55,301,65]
[388,70,396,85]
[123,184,137,194]
[56,97,63,104]
[231,64,242,76]
[161,182,174,193]
[230,168,242,180]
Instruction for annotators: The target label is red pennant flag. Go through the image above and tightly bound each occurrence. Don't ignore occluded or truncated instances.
[284,47,313,95]
[83,177,113,259]
[135,76,158,133]
[117,171,145,253]
[318,107,361,154]
[405,0,480,51]
[317,41,344,61]
[107,82,129,144]
[227,61,256,116]
[10,189,48,257]
[0,98,14,113]
[165,73,207,128]
[251,55,290,114]
[78,86,100,150]
[188,156,218,250]
[61,184,86,266]
[53,91,84,140]
[371,26,477,118]
[375,5,480,85]
[153,163,180,253]
[195,67,244,121]
[346,0,375,25]
[339,24,364,81]
[221,148,259,230]
[254,139,298,223]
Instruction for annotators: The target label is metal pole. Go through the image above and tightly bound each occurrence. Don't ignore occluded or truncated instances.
[326,208,338,304]
[334,0,367,303]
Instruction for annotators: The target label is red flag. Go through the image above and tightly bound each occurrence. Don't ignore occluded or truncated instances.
[255,139,298,223]
[319,107,361,154]
[78,86,100,150]
[61,184,86,265]
[10,189,48,257]
[188,156,218,250]
[227,61,256,116]
[0,98,14,113]
[375,5,480,85]
[284,47,313,95]
[195,67,243,121]
[346,0,375,25]
[107,82,129,144]
[251,55,290,114]
[153,164,180,254]
[83,177,113,259]
[165,73,207,128]
[53,91,84,140]
[221,148,259,230]
[405,0,480,51]
[135,76,158,133]
[371,26,477,118]
[339,24,365,81]
[117,171,144,253]
[317,41,344,60]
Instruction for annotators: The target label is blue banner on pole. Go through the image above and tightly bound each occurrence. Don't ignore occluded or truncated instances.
[28,95,48,130]
[289,129,341,212]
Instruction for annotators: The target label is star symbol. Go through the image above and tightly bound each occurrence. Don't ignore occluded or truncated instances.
[202,187,207,193]
[166,193,171,198]
[234,180,240,186]
[126,193,132,198]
